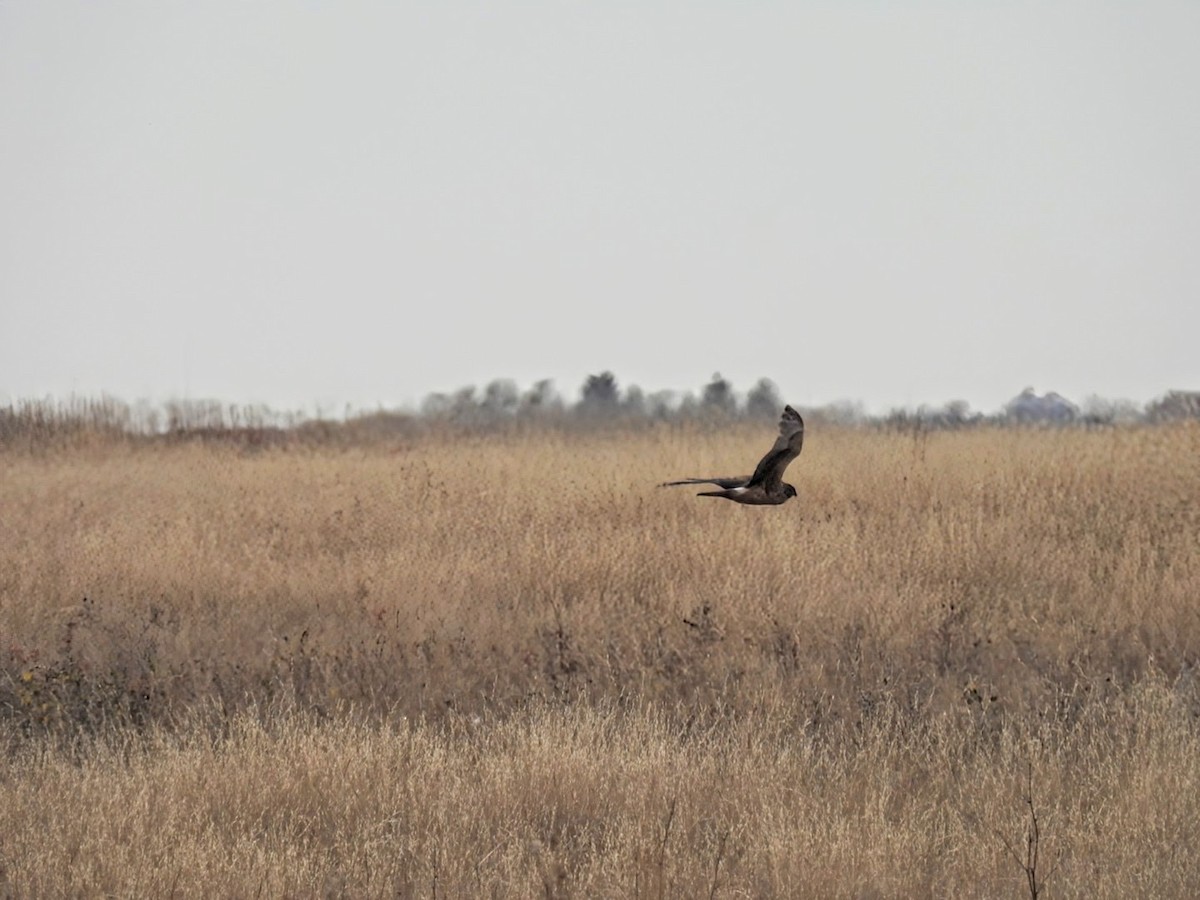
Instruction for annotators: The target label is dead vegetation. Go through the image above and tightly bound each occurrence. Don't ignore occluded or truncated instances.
[1,421,1198,895]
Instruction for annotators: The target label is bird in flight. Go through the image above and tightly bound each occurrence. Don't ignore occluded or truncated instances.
[659,405,805,505]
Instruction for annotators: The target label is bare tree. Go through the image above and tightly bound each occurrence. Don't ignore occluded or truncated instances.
[521,379,562,415]
[746,378,782,419]
[1145,390,1200,422]
[646,390,678,420]
[579,371,620,414]
[421,393,453,417]
[623,384,647,417]
[701,373,736,416]
[481,379,519,416]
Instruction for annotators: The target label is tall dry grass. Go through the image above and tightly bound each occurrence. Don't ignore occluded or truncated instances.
[2,421,1199,895]
[5,690,1200,898]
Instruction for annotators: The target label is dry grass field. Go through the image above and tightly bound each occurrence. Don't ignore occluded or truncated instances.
[2,420,1199,896]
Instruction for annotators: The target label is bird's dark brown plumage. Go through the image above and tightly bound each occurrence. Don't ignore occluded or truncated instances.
[659,405,805,505]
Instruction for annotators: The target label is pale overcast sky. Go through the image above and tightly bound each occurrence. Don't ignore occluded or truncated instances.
[2,2,1197,415]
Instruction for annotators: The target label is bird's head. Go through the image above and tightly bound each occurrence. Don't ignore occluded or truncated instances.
[783,483,798,500]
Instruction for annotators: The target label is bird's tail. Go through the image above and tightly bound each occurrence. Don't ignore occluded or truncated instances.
[658,476,749,489]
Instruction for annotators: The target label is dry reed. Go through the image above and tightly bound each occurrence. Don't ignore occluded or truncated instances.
[2,421,1198,896]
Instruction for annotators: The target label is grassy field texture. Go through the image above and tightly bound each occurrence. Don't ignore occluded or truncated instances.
[2,421,1199,896]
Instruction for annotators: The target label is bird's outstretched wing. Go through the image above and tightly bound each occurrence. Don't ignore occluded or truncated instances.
[745,406,804,491]
[658,476,749,489]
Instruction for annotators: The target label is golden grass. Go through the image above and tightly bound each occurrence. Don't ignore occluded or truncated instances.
[5,692,1200,898]
[2,422,1199,896]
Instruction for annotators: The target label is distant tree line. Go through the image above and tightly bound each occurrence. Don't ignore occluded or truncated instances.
[1,378,1197,449]
[416,375,1200,430]
[417,372,803,426]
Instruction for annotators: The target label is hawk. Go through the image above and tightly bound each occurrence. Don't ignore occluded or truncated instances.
[660,405,804,505]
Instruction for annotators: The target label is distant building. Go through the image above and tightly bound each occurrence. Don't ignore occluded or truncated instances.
[1146,390,1200,421]
[1004,388,1079,424]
